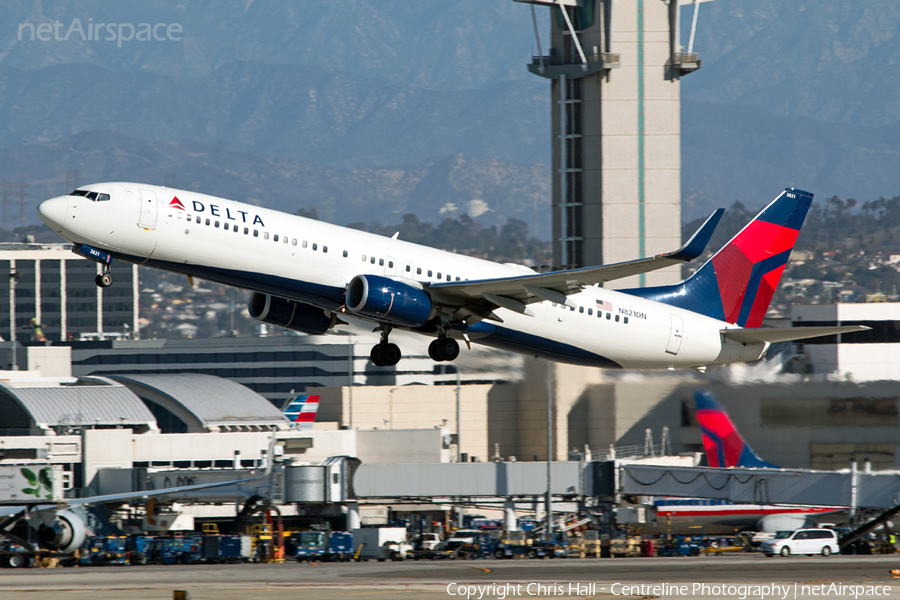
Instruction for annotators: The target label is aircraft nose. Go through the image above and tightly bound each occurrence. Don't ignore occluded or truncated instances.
[37,197,69,229]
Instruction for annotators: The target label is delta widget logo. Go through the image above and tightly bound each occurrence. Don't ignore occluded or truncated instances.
[169,196,186,210]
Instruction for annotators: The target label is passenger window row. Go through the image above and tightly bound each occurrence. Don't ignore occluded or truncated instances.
[551,302,629,324]
[182,215,465,283]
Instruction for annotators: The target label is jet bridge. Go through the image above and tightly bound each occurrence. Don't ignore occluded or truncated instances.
[615,463,900,510]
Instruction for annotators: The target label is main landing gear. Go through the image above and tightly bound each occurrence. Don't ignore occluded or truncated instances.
[95,265,113,288]
[369,326,461,367]
[428,336,459,362]
[370,326,401,367]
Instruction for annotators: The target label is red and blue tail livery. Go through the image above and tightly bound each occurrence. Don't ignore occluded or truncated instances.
[694,391,778,469]
[626,188,812,328]
[283,394,320,429]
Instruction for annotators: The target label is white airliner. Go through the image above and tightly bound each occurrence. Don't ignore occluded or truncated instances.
[1,439,276,555]
[37,184,865,369]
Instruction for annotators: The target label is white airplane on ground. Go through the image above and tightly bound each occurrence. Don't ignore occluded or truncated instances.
[0,439,276,556]
[37,184,866,369]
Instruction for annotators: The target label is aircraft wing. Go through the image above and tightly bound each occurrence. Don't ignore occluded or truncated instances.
[427,209,724,318]
[720,326,870,345]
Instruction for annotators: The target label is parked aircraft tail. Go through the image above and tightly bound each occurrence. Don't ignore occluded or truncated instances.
[694,390,778,469]
[283,394,320,429]
[626,188,812,328]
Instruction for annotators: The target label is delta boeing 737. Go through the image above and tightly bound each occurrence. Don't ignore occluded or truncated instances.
[37,185,866,368]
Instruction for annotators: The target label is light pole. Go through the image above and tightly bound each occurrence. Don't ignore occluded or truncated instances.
[545,360,554,536]
[8,268,22,370]
[455,366,461,463]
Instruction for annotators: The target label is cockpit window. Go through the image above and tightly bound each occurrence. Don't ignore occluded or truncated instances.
[72,190,111,201]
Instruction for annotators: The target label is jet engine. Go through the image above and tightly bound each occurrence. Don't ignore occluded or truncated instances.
[345,274,435,327]
[37,510,87,553]
[757,513,817,533]
[248,293,340,335]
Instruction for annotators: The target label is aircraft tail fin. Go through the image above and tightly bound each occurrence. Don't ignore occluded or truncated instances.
[283,394,320,429]
[625,188,812,328]
[694,391,778,469]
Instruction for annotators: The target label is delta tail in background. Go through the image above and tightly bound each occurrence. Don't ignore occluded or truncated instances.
[694,391,778,469]
[647,393,843,535]
[37,185,868,370]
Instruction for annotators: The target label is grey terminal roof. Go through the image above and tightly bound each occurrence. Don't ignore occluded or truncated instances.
[110,373,290,433]
[0,376,158,435]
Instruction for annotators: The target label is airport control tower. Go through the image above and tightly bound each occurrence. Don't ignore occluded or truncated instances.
[517,0,708,287]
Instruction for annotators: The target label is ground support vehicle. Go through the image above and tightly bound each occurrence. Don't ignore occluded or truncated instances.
[760,529,839,557]
[659,536,702,557]
[415,532,441,551]
[411,541,460,561]
[352,528,413,561]
[568,530,602,558]
[490,531,534,559]
[291,531,353,562]
[78,536,130,566]
[146,536,202,565]
[609,536,642,558]
[200,535,252,563]
[125,535,155,565]
[0,540,37,568]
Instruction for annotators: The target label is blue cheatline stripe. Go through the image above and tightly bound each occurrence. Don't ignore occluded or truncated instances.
[637,0,645,288]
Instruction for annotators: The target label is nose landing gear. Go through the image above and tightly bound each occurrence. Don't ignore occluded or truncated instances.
[370,326,401,367]
[95,266,113,288]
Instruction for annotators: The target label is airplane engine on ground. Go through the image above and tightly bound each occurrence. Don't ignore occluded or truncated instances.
[345,274,434,327]
[37,510,87,553]
[757,513,817,533]
[248,293,340,335]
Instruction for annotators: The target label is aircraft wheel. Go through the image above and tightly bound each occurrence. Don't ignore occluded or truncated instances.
[370,345,385,367]
[780,546,790,557]
[5,553,25,568]
[435,338,460,362]
[95,273,113,288]
[428,340,443,362]
[382,343,401,366]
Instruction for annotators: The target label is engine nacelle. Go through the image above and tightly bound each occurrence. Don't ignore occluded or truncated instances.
[248,293,339,335]
[757,513,816,533]
[346,274,434,327]
[38,510,87,553]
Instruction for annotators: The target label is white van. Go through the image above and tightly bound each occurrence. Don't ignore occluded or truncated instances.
[760,529,839,557]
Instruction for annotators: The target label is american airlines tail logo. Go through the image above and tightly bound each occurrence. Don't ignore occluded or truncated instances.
[169,196,186,210]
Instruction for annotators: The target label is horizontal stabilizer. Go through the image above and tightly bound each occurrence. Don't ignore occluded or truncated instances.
[720,325,870,345]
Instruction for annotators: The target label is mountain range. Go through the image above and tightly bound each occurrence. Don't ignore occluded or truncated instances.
[1,0,899,236]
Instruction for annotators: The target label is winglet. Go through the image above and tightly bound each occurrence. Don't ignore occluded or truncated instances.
[667,208,724,261]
